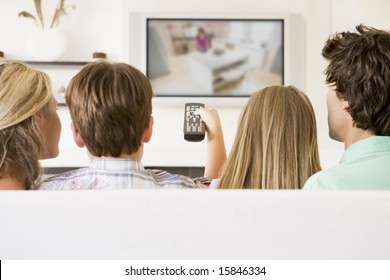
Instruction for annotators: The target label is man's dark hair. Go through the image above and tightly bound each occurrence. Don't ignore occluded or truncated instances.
[322,24,390,135]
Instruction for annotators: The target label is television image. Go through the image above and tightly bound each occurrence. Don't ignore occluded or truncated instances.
[146,18,284,97]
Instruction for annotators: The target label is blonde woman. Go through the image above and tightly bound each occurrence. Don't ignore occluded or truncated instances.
[209,85,321,189]
[0,61,61,190]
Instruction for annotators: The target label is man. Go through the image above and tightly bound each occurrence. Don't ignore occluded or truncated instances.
[304,24,390,189]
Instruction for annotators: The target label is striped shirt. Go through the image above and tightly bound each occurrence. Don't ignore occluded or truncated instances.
[39,158,199,190]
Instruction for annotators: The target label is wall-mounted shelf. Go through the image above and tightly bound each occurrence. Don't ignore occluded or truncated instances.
[24,61,89,66]
[21,61,89,106]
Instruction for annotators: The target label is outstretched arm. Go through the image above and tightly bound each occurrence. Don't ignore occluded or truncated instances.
[195,108,226,179]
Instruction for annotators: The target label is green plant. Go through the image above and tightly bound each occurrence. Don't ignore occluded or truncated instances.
[18,0,76,28]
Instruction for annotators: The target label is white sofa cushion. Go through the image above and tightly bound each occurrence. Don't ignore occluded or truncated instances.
[0,190,389,259]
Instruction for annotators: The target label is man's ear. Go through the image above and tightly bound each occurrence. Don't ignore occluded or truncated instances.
[142,116,154,143]
[71,122,86,148]
[341,99,350,110]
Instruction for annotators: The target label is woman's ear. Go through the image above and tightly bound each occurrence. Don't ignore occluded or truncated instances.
[33,109,45,124]
[71,122,85,148]
[142,116,154,143]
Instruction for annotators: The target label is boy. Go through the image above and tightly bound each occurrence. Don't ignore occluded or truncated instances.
[41,61,225,189]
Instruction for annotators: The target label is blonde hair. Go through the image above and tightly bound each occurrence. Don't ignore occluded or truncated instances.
[218,85,321,189]
[0,61,52,189]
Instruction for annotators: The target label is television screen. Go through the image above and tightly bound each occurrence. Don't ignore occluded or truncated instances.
[146,18,284,97]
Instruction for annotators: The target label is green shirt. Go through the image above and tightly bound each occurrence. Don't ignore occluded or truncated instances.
[304,136,390,190]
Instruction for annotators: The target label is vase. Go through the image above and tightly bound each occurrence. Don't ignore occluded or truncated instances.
[27,28,67,61]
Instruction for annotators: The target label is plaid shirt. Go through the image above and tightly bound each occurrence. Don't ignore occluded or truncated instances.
[40,158,199,190]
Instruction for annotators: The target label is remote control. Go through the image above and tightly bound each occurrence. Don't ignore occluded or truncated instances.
[183,103,205,142]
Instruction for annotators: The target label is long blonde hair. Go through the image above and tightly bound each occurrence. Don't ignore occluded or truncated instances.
[0,61,52,189]
[218,85,321,189]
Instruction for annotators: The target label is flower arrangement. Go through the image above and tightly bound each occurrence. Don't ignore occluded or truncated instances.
[18,0,76,28]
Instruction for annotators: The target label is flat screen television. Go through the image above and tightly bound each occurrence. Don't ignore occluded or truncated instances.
[126,13,304,99]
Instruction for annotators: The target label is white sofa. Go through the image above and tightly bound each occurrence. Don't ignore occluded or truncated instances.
[0,190,389,260]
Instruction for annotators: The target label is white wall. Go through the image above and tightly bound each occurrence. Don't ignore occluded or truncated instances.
[1,0,389,170]
[0,0,122,61]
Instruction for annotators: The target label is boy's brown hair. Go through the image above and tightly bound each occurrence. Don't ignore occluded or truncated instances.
[66,61,153,157]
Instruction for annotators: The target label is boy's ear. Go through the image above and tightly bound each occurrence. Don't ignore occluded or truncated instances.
[71,122,86,148]
[142,116,154,143]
